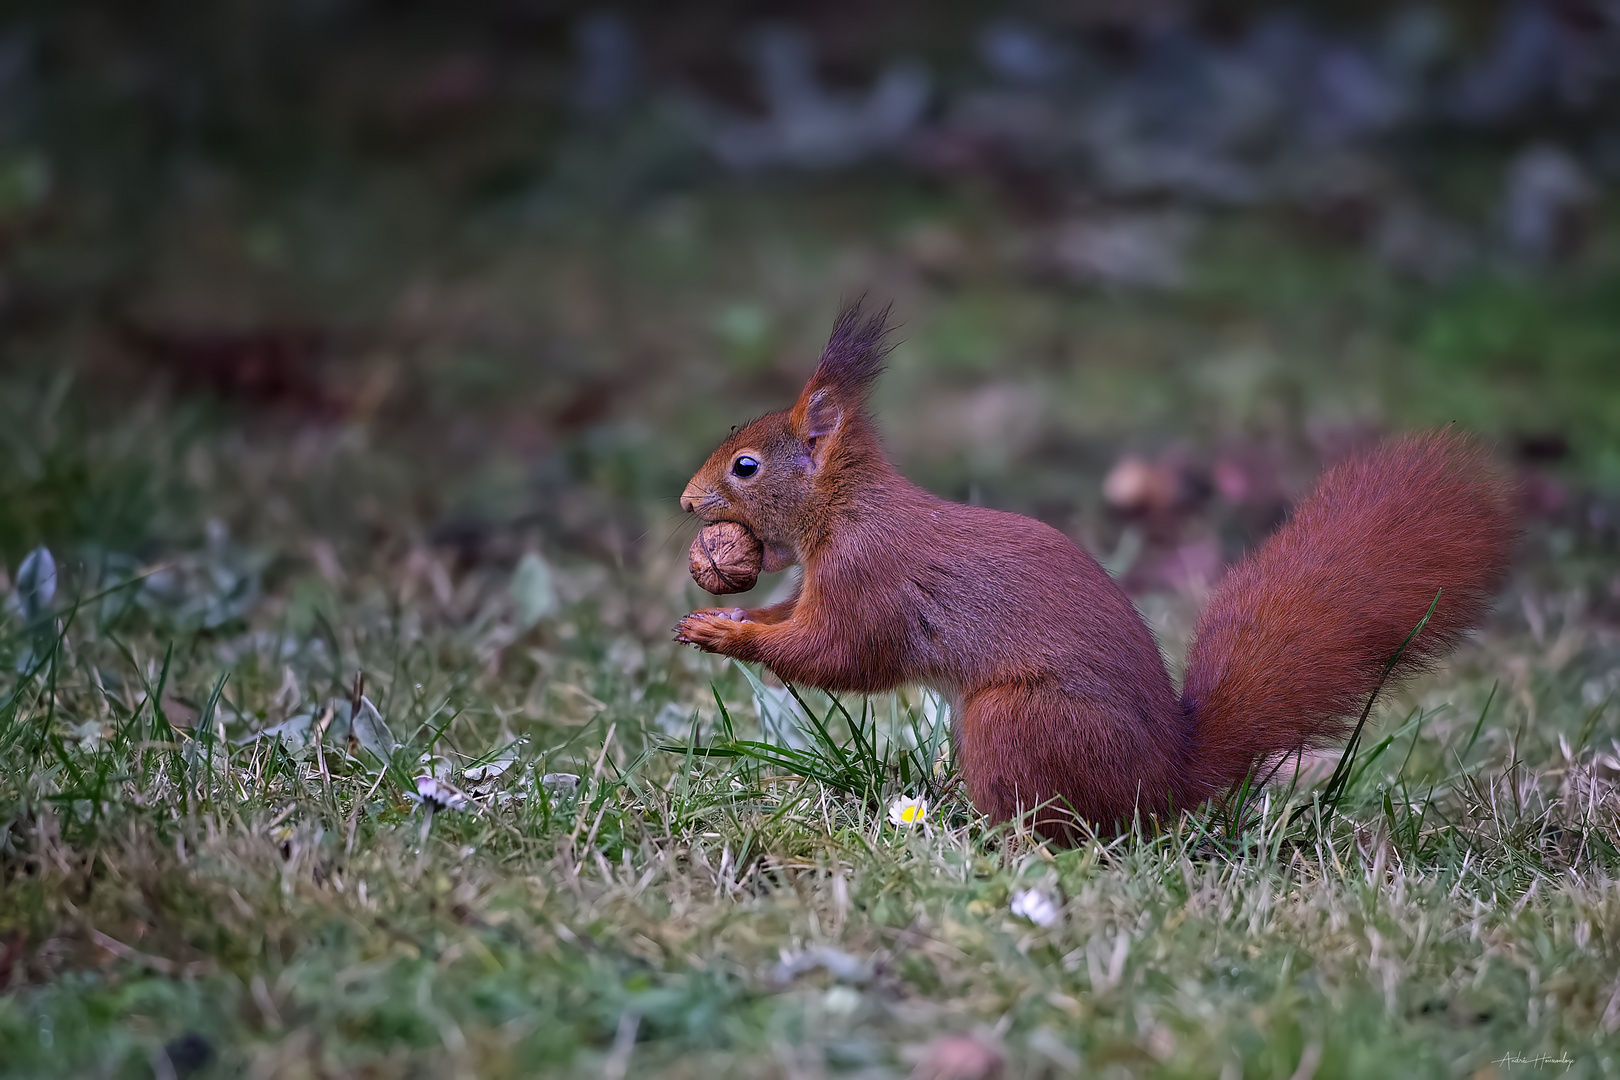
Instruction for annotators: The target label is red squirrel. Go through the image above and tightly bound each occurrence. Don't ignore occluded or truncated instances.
[674,302,1519,838]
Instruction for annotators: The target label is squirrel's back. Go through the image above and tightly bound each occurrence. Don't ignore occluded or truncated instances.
[888,499,1174,700]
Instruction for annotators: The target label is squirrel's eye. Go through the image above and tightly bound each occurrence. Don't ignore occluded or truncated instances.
[731,456,759,478]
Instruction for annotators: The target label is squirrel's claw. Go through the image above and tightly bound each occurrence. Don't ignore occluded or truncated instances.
[674,608,749,651]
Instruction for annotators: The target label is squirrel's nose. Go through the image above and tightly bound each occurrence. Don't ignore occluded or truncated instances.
[680,484,703,514]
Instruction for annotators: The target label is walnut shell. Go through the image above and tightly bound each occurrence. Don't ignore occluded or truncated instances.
[689,521,763,594]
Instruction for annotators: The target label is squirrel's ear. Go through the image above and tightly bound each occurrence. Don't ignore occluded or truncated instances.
[790,299,893,470]
[802,388,842,441]
[798,388,842,472]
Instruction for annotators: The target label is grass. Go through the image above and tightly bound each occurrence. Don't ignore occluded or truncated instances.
[659,673,958,813]
[2,531,1620,1078]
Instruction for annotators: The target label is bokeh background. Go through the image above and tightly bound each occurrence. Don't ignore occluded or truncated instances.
[2,0,1618,661]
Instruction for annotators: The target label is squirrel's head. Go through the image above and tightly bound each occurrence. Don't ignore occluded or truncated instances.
[681,301,893,571]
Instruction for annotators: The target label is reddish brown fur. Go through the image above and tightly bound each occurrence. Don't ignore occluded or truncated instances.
[676,303,1519,839]
[1181,431,1519,793]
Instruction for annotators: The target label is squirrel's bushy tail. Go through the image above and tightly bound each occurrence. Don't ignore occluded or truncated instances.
[1181,430,1519,795]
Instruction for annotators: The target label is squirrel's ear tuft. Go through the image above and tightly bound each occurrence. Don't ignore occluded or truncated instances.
[804,298,894,406]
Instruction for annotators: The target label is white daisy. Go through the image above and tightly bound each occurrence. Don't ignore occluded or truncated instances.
[887,795,928,827]
[413,775,471,813]
[1010,887,1062,927]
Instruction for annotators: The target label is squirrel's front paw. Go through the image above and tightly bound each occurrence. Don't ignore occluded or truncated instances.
[674,608,749,651]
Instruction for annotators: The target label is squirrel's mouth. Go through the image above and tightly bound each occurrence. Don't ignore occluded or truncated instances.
[680,484,730,520]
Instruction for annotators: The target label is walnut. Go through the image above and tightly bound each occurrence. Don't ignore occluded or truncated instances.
[689,521,763,594]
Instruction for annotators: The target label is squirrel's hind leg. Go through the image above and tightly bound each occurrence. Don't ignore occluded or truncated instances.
[955,683,1181,840]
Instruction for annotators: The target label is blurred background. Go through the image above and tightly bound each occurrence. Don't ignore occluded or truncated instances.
[1,0,1617,676]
